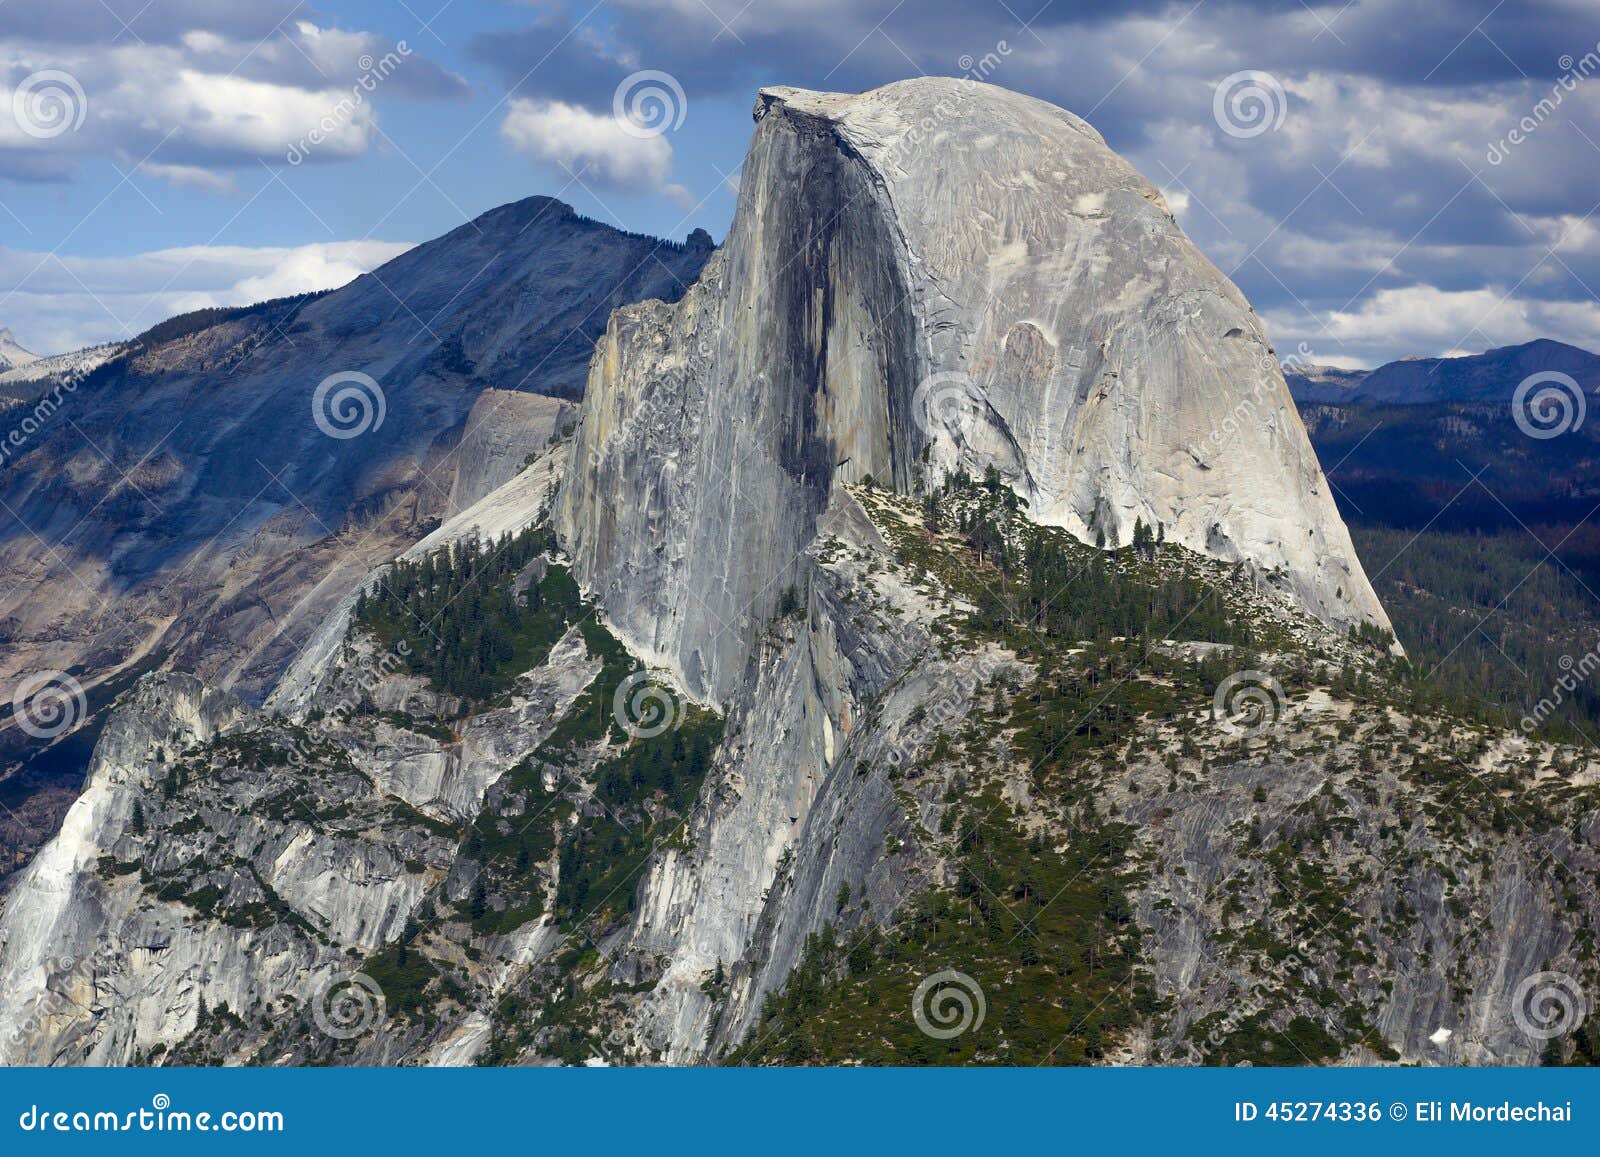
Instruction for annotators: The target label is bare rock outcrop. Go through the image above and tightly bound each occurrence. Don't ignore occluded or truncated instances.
[560,79,1388,708]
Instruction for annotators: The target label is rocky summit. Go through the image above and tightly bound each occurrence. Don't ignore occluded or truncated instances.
[563,80,1389,710]
[0,80,1594,1070]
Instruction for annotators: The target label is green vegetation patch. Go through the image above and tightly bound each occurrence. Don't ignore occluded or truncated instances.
[460,614,724,938]
[727,791,1149,1065]
[352,528,583,702]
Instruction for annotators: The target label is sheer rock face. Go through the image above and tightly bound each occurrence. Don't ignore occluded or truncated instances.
[560,79,1388,705]
[0,80,1429,1070]
[445,389,574,518]
[0,675,253,1064]
[0,609,598,1065]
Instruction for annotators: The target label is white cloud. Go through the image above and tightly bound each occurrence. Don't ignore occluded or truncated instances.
[1265,284,1600,367]
[225,242,406,303]
[0,47,376,168]
[159,67,378,159]
[501,97,675,192]
[0,239,413,354]
[0,21,467,184]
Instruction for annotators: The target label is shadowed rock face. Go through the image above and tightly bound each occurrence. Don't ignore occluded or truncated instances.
[560,79,1389,706]
[0,198,711,713]
[0,199,710,892]
[559,96,924,704]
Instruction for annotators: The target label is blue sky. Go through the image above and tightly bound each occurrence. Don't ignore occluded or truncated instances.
[4,0,1600,367]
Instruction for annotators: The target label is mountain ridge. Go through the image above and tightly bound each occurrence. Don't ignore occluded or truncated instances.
[1286,338,1600,405]
[0,327,39,374]
[0,195,712,889]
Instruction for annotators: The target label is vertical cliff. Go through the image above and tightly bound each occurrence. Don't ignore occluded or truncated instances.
[559,79,1388,709]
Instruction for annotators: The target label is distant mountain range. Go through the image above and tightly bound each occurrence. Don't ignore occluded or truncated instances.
[0,197,713,895]
[1285,338,1600,405]
[0,328,38,374]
